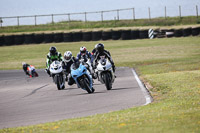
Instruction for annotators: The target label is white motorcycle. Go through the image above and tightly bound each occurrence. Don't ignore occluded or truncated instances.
[50,61,65,90]
[96,56,115,90]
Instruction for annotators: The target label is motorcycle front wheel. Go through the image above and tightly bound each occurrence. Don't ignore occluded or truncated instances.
[55,75,65,90]
[102,72,112,90]
[81,76,94,94]
[33,72,39,77]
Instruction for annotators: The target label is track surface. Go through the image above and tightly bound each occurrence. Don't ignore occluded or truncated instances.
[0,67,146,129]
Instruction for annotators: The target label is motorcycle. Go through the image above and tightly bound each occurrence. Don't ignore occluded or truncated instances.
[96,56,115,90]
[79,57,97,79]
[71,61,94,94]
[27,65,38,77]
[50,61,65,90]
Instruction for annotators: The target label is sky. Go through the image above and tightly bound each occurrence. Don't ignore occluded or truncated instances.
[0,0,199,26]
[0,0,199,17]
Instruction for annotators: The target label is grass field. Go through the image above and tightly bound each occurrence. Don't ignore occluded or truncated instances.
[0,37,200,132]
[1,16,200,34]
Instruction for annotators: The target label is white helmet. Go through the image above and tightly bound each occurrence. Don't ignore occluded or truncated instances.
[80,46,87,54]
[64,51,72,62]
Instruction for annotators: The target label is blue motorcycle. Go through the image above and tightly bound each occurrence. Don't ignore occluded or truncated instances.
[71,61,95,94]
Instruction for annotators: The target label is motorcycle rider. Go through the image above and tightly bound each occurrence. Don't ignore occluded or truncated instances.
[46,46,63,76]
[77,46,95,76]
[93,43,116,73]
[62,51,77,85]
[22,62,32,77]
[91,44,98,57]
[77,46,94,64]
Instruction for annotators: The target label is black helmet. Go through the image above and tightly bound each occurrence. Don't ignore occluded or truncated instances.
[49,46,57,55]
[97,43,104,53]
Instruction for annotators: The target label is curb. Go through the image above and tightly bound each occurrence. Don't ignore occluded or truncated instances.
[131,69,153,105]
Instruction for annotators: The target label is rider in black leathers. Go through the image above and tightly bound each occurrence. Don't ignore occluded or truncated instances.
[62,51,77,85]
[93,43,115,72]
[91,44,98,57]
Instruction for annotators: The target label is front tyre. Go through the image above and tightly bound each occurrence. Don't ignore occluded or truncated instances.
[33,72,39,77]
[32,70,38,77]
[83,77,94,94]
[103,73,112,90]
[56,75,61,90]
[56,75,65,90]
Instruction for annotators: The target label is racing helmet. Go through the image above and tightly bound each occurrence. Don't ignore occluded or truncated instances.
[64,51,72,62]
[97,43,104,53]
[49,46,57,55]
[80,46,87,55]
[22,62,26,66]
[95,44,98,49]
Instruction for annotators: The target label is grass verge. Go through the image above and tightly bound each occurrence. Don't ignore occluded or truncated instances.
[0,37,200,132]
[0,16,200,34]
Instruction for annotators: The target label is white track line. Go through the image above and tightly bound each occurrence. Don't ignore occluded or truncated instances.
[131,69,152,105]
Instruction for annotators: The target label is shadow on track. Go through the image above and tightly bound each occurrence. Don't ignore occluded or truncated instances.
[23,84,49,98]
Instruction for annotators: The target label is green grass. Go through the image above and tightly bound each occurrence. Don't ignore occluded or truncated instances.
[0,37,200,132]
[0,16,200,34]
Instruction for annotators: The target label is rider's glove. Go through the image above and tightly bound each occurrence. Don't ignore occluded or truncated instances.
[112,63,115,72]
[45,69,50,75]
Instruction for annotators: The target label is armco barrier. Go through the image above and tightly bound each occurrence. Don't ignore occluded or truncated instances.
[54,33,63,43]
[131,30,140,39]
[82,31,92,41]
[44,33,54,43]
[4,35,15,46]
[183,27,192,37]
[63,32,73,42]
[121,30,131,40]
[24,34,35,44]
[34,33,44,44]
[92,31,102,41]
[14,34,25,45]
[102,31,112,40]
[112,30,121,40]
[0,35,5,46]
[192,27,200,36]
[1,27,200,46]
[174,29,183,37]
[139,30,148,39]
[157,29,166,38]
[165,29,174,38]
[73,32,82,42]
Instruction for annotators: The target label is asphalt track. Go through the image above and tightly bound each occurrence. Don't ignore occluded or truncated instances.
[0,67,151,129]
